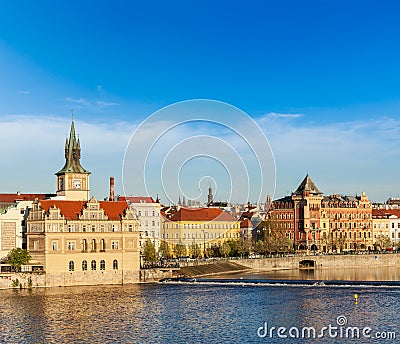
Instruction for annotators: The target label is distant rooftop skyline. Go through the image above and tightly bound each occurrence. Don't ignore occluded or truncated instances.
[0,1,399,203]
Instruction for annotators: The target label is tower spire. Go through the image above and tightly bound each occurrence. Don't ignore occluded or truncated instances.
[56,117,90,175]
[207,184,213,205]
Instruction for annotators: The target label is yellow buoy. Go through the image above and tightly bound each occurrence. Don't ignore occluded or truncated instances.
[354,293,359,303]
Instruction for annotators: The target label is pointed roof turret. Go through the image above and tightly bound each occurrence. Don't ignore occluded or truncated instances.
[69,118,76,147]
[293,174,322,196]
[56,118,90,175]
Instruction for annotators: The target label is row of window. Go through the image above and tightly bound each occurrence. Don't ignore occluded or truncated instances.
[68,259,118,272]
[137,210,158,217]
[274,223,293,229]
[273,222,371,230]
[62,239,120,251]
[272,214,294,220]
[322,203,369,209]
[330,231,371,239]
[162,232,240,240]
[331,222,371,229]
[272,213,371,220]
[45,223,137,233]
[374,223,400,229]
[142,220,159,227]
[330,213,370,220]
[163,223,239,230]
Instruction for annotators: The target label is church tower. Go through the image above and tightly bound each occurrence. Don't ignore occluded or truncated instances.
[55,118,91,200]
[207,185,213,205]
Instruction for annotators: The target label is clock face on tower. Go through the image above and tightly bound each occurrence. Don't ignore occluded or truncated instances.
[73,179,81,189]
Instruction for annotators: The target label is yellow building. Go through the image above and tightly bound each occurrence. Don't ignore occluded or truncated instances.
[321,192,373,252]
[161,207,241,257]
[26,119,141,286]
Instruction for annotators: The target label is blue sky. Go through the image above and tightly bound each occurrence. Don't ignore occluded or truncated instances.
[1,1,400,203]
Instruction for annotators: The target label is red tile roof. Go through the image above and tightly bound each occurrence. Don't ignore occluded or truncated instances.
[99,201,130,220]
[168,207,237,222]
[119,196,155,204]
[39,200,129,220]
[40,200,85,220]
[0,193,54,203]
[240,218,252,228]
[372,208,400,218]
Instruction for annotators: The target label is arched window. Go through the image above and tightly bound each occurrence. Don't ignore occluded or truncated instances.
[69,261,74,272]
[91,239,96,251]
[91,260,96,270]
[100,239,105,252]
[82,239,87,252]
[100,260,105,270]
[82,260,87,271]
[113,259,118,270]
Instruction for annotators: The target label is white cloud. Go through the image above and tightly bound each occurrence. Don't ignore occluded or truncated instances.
[96,101,120,108]
[65,97,90,107]
[0,115,135,199]
[1,113,399,204]
[257,114,400,202]
[263,112,303,119]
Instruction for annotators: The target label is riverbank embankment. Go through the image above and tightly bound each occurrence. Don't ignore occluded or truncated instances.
[238,253,400,271]
[179,261,250,277]
[2,254,399,287]
[176,253,400,277]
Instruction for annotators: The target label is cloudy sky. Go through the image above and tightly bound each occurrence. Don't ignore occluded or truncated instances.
[1,1,400,203]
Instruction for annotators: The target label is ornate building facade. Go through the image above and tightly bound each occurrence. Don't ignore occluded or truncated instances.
[267,175,373,253]
[26,119,141,286]
[321,193,373,252]
[268,175,323,252]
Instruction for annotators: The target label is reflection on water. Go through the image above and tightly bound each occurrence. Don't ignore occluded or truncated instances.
[212,265,400,282]
[1,267,399,343]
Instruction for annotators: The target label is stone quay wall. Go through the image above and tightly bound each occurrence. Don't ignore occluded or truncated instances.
[238,253,400,271]
[139,268,180,282]
[0,273,46,289]
[0,268,179,288]
[0,270,141,288]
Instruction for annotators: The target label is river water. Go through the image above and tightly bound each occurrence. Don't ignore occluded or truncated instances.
[1,267,399,343]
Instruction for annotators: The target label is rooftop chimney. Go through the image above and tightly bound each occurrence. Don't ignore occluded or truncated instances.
[110,176,115,201]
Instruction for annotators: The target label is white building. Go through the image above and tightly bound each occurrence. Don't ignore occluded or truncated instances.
[389,214,400,247]
[120,196,162,253]
[0,201,33,259]
[372,207,400,248]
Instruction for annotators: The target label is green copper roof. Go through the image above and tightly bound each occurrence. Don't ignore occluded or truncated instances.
[55,120,91,175]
